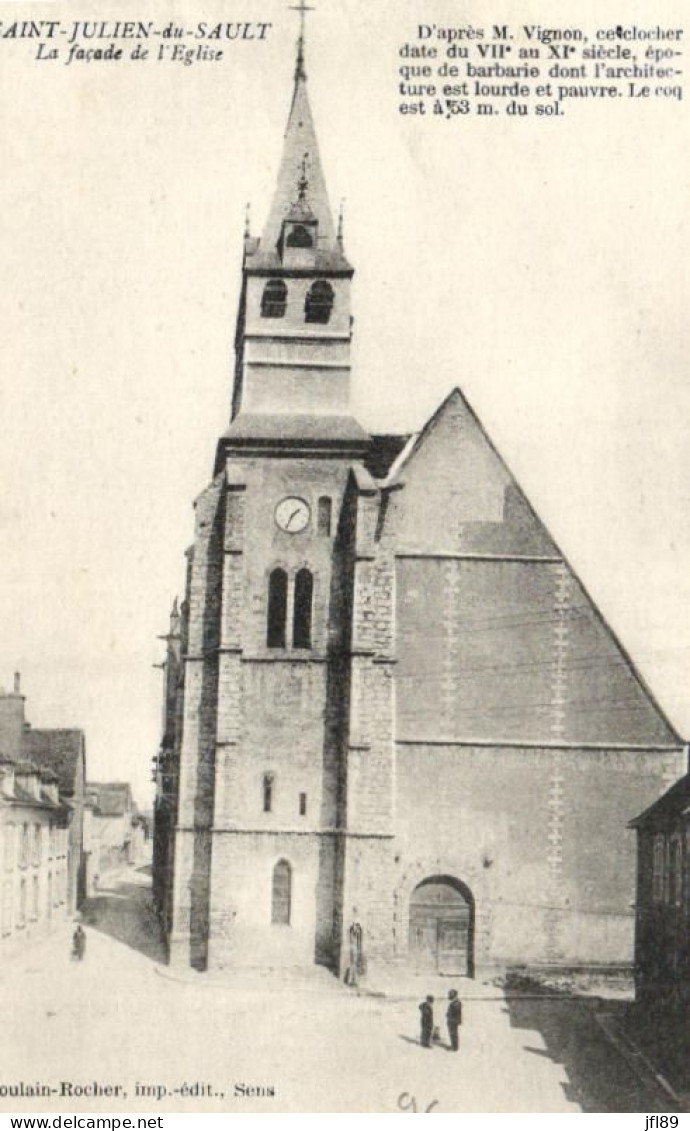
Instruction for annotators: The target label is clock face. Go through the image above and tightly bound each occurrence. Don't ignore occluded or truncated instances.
[275,496,311,534]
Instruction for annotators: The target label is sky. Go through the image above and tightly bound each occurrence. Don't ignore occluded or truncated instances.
[0,0,689,807]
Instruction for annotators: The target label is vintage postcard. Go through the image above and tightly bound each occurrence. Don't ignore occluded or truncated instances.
[0,0,688,1115]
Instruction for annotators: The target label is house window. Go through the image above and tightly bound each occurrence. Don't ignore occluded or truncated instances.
[34,825,41,867]
[261,279,287,319]
[263,773,274,814]
[31,874,39,920]
[272,859,292,926]
[267,568,288,648]
[4,824,14,872]
[293,568,313,649]
[1,881,12,936]
[305,281,334,324]
[317,496,332,537]
[652,834,665,903]
[299,793,307,817]
[286,224,313,249]
[18,878,26,927]
[20,824,29,869]
[47,873,52,920]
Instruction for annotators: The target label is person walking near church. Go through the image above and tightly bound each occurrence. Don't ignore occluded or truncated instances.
[447,989,462,1051]
[71,924,86,962]
[419,995,434,1048]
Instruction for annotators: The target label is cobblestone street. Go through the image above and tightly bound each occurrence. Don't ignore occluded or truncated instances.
[0,868,676,1114]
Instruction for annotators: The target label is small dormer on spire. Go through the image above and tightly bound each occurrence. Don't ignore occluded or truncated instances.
[279,150,319,265]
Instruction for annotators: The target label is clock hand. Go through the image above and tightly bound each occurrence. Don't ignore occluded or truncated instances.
[287,508,301,529]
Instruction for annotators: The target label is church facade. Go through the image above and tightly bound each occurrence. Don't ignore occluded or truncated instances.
[153,40,687,978]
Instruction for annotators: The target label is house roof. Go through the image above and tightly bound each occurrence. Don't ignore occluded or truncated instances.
[23,729,84,798]
[629,773,690,828]
[86,782,132,818]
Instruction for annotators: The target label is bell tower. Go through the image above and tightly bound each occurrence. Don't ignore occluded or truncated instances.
[157,10,384,976]
[224,9,363,443]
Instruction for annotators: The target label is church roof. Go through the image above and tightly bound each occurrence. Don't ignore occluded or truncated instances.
[221,413,370,446]
[365,434,411,480]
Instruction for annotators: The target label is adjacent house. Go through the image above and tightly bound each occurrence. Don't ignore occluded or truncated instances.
[630,771,690,1011]
[23,726,86,912]
[0,674,86,956]
[84,782,148,891]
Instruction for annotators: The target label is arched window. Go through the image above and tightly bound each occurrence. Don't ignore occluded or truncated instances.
[263,773,274,814]
[293,568,313,649]
[272,859,292,925]
[305,281,334,324]
[261,279,287,319]
[267,568,288,648]
[286,224,314,248]
[317,496,332,537]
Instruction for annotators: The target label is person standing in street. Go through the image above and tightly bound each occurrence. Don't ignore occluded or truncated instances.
[446,988,462,1050]
[72,924,86,961]
[419,995,434,1048]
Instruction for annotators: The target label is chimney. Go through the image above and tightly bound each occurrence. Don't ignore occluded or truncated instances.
[13,672,20,694]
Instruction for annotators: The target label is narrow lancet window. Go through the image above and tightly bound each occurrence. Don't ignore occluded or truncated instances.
[267,568,288,648]
[293,568,313,649]
[263,773,274,814]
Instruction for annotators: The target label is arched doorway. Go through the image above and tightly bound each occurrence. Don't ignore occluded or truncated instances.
[409,876,474,976]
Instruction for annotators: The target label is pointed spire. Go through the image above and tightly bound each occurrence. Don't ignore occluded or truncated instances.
[255,2,342,257]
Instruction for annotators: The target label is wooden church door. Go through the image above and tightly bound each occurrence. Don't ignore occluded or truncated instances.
[409,877,474,976]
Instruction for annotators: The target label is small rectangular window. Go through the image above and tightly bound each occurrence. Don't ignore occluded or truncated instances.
[318,497,332,537]
[299,793,307,816]
[263,774,274,814]
[1,881,12,935]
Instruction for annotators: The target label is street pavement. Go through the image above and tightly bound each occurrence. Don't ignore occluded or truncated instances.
[0,868,675,1114]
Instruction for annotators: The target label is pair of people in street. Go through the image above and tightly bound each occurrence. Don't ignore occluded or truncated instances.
[419,989,462,1051]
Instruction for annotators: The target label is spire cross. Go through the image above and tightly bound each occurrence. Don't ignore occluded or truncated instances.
[289,1,315,80]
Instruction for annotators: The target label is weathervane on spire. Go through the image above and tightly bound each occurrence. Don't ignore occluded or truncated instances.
[289,0,315,81]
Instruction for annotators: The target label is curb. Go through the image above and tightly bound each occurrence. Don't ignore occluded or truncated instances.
[152,965,606,1007]
[595,1011,686,1112]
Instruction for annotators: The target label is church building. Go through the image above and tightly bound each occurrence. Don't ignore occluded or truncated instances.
[153,31,687,979]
